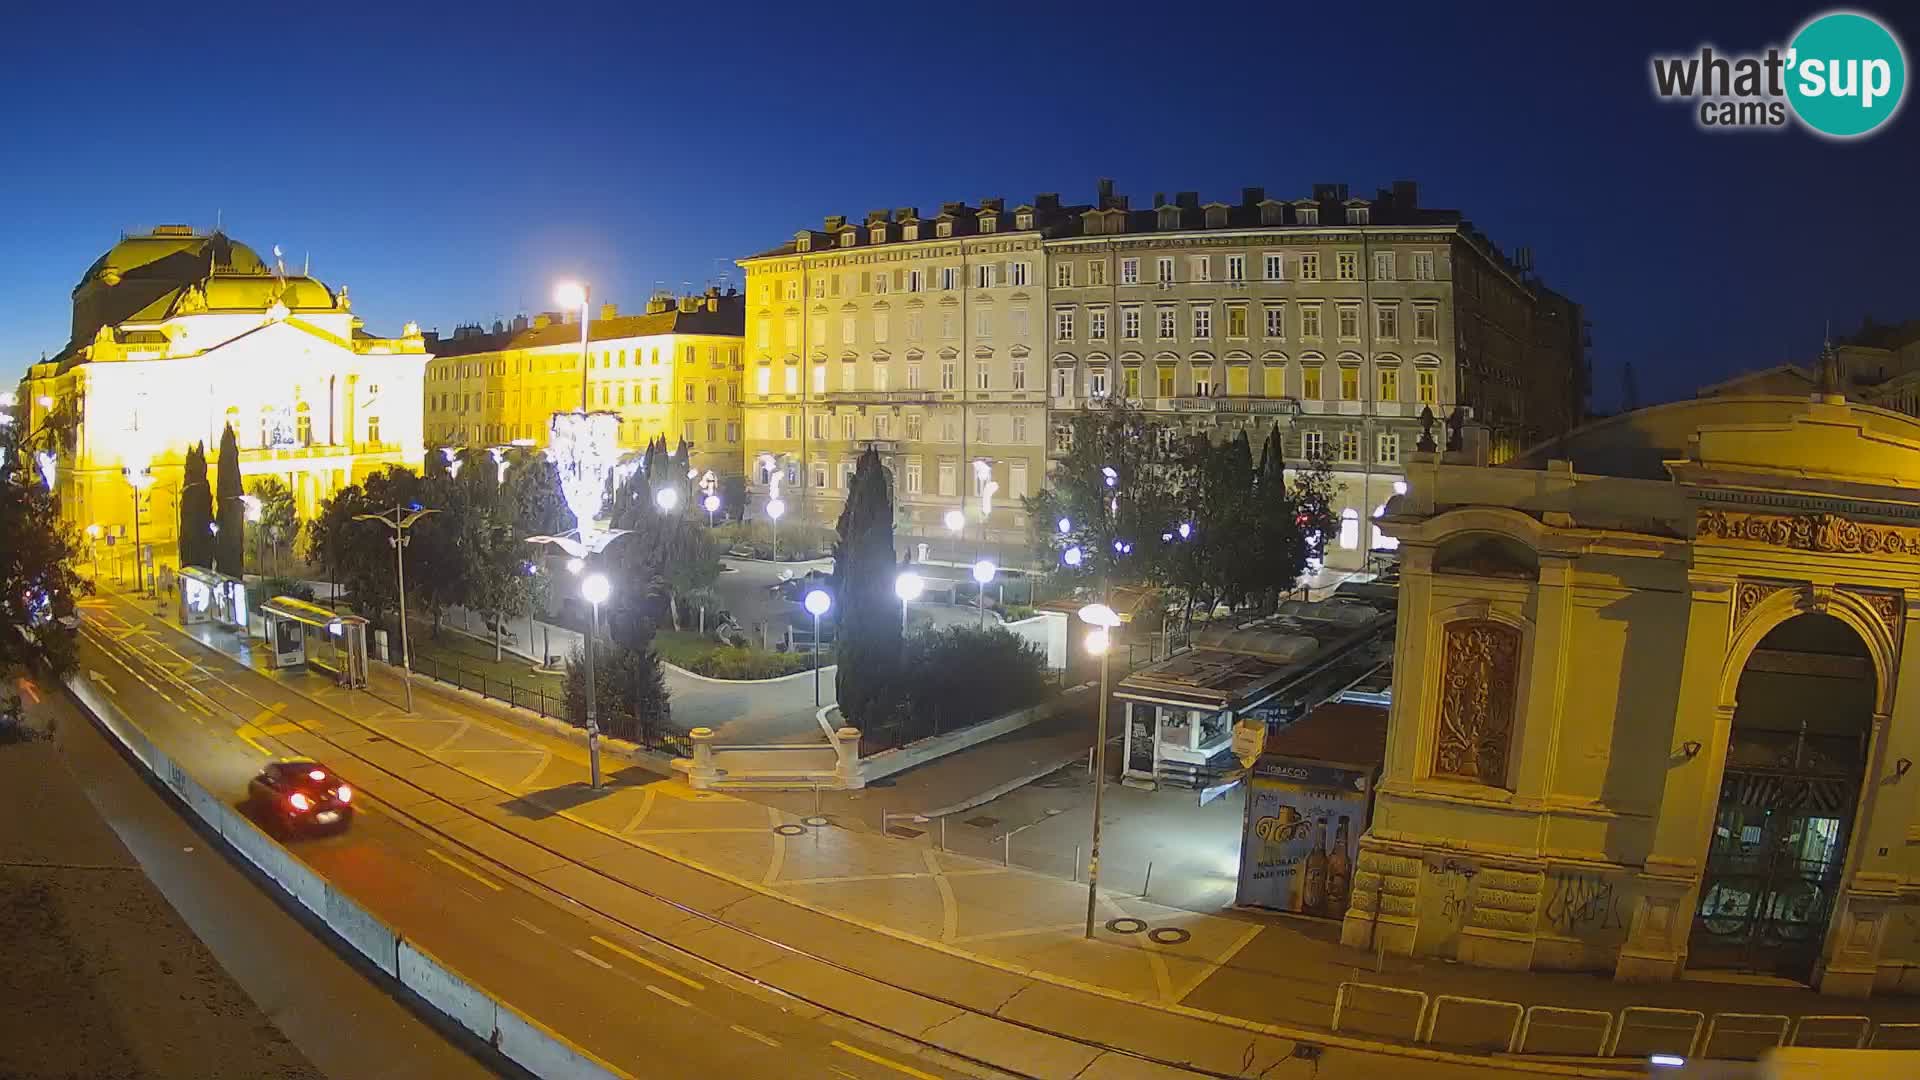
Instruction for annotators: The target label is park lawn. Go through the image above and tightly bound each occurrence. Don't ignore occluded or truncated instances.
[409,621,564,689]
[654,629,823,680]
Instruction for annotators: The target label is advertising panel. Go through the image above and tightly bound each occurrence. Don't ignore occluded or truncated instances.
[1236,758,1370,918]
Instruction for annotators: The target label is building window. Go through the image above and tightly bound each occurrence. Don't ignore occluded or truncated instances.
[1122,366,1140,399]
[977,363,991,390]
[1009,460,1028,497]
[1156,366,1175,397]
[1011,261,1030,286]
[813,460,828,488]
[1340,366,1359,400]
[1303,366,1323,399]
[843,415,857,441]
[366,415,381,443]
[938,460,956,495]
[907,361,923,389]
[1338,508,1360,549]
[1089,307,1108,341]
[1054,308,1075,341]
[1055,262,1073,287]
[1191,306,1212,340]
[1226,255,1245,282]
[1303,429,1324,459]
[1414,305,1439,342]
[1376,304,1400,341]
[1298,206,1320,226]
[1264,303,1286,339]
[906,312,923,340]
[905,413,924,441]
[841,362,857,391]
[976,308,993,339]
[1374,251,1394,281]
[295,403,312,445]
[875,414,891,439]
[908,269,924,293]
[756,367,772,395]
[1120,258,1139,285]
[1121,306,1141,341]
[1010,359,1027,390]
[1193,367,1213,397]
[874,364,890,392]
[784,366,799,394]
[1227,305,1248,339]
[784,414,797,439]
[1412,251,1436,280]
[1337,305,1361,341]
[1339,429,1360,461]
[813,364,827,394]
[905,458,923,494]
[1190,255,1211,283]
[1299,252,1320,281]
[1379,367,1399,400]
[1089,368,1109,398]
[1053,367,1072,400]
[1418,369,1438,405]
[1377,431,1400,465]
[875,312,890,342]
[976,414,991,444]
[979,215,997,234]
[727,421,739,443]
[941,312,956,340]
[1336,251,1358,281]
[1088,259,1107,287]
[1263,252,1284,281]
[941,361,957,390]
[685,382,697,403]
[1053,424,1074,452]
[941,266,960,290]
[1154,256,1172,284]
[1010,307,1029,338]
[1011,415,1028,443]
[1156,306,1177,340]
[705,419,718,443]
[975,263,996,289]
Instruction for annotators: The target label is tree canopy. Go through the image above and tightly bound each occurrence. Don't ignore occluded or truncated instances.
[214,424,245,575]
[831,447,901,727]
[178,443,214,570]
[0,418,86,675]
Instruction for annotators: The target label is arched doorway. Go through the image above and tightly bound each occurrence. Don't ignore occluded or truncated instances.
[1691,612,1875,981]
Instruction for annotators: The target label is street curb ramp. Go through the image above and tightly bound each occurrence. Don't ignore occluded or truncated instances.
[66,673,632,1080]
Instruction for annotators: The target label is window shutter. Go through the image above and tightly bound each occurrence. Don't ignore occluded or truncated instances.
[893,269,904,290]
[860,271,871,293]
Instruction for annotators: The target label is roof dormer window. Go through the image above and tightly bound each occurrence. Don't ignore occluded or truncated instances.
[979,215,997,234]
[796,235,811,252]
[870,225,887,244]
[1259,202,1283,226]
[1297,206,1320,226]
[839,230,857,248]
[1157,207,1180,230]
[936,221,953,238]
[1346,205,1371,225]
[1015,212,1033,230]
[1204,205,1229,228]
[904,223,919,241]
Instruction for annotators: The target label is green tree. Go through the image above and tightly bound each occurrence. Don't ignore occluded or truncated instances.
[1291,442,1342,566]
[214,424,245,575]
[307,467,425,643]
[245,477,299,573]
[830,447,901,726]
[0,421,87,675]
[901,624,1048,735]
[503,450,571,539]
[1023,398,1185,585]
[178,443,214,569]
[1250,423,1310,608]
[562,633,670,742]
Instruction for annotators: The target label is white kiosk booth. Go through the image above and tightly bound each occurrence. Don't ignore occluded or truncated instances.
[178,567,247,631]
[259,596,369,689]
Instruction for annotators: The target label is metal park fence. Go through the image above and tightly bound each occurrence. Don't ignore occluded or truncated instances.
[409,652,691,758]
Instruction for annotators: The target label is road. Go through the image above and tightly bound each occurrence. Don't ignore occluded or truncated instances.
[73,588,982,1080]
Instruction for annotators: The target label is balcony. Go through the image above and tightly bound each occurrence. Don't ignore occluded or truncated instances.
[821,390,935,406]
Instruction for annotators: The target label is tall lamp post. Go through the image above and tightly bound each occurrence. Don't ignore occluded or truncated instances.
[354,504,438,713]
[1078,601,1122,939]
[580,571,611,789]
[703,493,721,528]
[555,281,593,411]
[894,572,923,636]
[972,559,996,627]
[804,588,831,707]
[238,493,264,572]
[123,464,155,597]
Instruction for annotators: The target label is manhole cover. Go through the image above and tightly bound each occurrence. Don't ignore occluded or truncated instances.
[1148,927,1192,946]
[886,825,925,839]
[1105,917,1148,935]
[964,815,999,829]
[802,815,831,828]
[772,824,807,837]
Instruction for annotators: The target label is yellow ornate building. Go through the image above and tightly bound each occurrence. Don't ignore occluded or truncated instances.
[423,289,744,481]
[1350,386,1920,996]
[20,226,427,554]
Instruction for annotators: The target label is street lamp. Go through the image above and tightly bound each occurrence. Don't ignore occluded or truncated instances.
[580,571,612,789]
[767,496,785,558]
[654,486,679,513]
[1077,601,1122,940]
[703,493,720,527]
[353,505,439,712]
[944,508,965,535]
[124,464,156,597]
[804,588,831,707]
[555,281,592,412]
[972,559,996,626]
[894,572,923,635]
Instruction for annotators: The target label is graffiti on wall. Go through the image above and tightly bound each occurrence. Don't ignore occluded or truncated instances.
[1543,870,1626,938]
[1428,857,1477,927]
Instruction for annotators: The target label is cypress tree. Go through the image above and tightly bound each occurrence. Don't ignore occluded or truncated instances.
[830,447,901,726]
[214,424,246,575]
[178,443,214,569]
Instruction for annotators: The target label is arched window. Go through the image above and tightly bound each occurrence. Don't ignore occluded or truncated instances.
[1373,505,1398,551]
[295,402,312,446]
[1339,508,1360,550]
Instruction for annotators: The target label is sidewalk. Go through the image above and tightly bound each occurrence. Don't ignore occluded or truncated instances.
[139,588,1920,1066]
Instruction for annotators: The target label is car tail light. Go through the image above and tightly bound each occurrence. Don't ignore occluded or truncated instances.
[288,792,312,812]
[336,785,352,804]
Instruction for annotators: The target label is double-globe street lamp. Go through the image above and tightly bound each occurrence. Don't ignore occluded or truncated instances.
[971,559,996,627]
[1078,600,1123,939]
[893,572,923,635]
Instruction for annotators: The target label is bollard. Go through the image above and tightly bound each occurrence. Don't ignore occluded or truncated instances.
[1074,845,1082,883]
[1141,861,1153,899]
[1003,833,1011,867]
[939,816,946,851]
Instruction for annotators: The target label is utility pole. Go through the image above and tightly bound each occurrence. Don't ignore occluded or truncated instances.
[354,504,438,712]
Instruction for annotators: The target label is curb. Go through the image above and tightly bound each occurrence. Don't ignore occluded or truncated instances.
[918,749,1095,821]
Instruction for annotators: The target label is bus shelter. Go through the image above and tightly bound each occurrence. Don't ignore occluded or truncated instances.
[259,596,369,688]
[177,567,247,631]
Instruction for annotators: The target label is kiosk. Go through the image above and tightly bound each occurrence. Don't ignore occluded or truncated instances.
[177,567,247,631]
[258,596,369,688]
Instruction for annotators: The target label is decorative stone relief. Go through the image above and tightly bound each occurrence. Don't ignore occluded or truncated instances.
[1841,588,1903,649]
[1698,509,1920,557]
[1432,620,1522,784]
[1733,580,1792,631]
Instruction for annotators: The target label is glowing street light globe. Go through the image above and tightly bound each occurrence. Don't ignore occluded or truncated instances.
[581,572,611,607]
[894,573,924,603]
[703,494,721,514]
[804,589,832,617]
[1077,603,1121,629]
[554,281,588,310]
[1062,546,1083,567]
[767,498,785,521]
[1085,629,1110,656]
[566,557,584,575]
[972,559,996,585]
[944,509,965,533]
[654,487,680,512]
[1057,517,1072,535]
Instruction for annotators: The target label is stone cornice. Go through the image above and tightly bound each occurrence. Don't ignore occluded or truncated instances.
[1697,508,1920,557]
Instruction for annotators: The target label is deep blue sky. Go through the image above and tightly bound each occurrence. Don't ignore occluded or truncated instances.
[3,1,1914,409]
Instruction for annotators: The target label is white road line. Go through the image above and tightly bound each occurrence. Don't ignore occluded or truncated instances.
[644,984,691,1008]
[588,934,705,991]
[511,917,548,936]
[425,848,504,891]
[572,948,613,970]
[729,1024,780,1048]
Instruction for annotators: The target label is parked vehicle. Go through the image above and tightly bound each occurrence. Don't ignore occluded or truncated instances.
[247,759,354,837]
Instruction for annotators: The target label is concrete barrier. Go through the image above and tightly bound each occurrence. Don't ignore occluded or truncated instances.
[399,940,498,1043]
[66,672,625,1080]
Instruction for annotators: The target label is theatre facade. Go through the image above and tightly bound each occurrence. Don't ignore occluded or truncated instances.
[1346,390,1920,995]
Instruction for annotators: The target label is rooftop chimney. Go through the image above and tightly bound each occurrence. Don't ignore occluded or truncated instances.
[1175,191,1199,209]
[599,302,619,321]
[1035,193,1060,212]
[824,215,846,231]
[1097,178,1115,208]
[510,313,529,334]
[895,206,918,221]
[1391,179,1418,207]
[1242,186,1266,205]
[1154,192,1169,208]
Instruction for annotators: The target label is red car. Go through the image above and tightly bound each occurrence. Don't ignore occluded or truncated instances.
[248,760,354,836]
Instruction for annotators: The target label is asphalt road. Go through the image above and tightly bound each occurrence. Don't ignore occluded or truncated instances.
[75,589,982,1080]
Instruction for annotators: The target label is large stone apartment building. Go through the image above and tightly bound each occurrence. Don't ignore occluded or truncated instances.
[423,288,745,482]
[738,180,1588,568]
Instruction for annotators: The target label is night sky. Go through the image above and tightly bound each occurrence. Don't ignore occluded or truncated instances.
[2,1,1913,410]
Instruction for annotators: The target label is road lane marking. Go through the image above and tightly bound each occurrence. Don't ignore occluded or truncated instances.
[572,948,613,970]
[588,934,704,991]
[644,984,691,1008]
[729,1024,779,1048]
[425,848,504,891]
[85,670,116,695]
[511,917,548,936]
[830,1041,941,1080]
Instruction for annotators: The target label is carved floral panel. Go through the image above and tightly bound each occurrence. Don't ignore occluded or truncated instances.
[1433,619,1522,785]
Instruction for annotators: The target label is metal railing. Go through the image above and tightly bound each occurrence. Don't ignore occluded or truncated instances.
[409,652,691,758]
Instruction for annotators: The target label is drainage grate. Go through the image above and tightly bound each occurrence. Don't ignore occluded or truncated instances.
[963,815,999,829]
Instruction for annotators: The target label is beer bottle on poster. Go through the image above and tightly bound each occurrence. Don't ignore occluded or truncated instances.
[1303,816,1329,914]
[1327,815,1352,913]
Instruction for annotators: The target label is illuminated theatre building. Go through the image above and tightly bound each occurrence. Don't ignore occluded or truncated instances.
[19,227,427,553]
